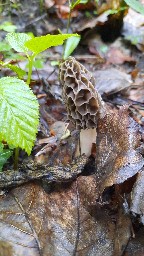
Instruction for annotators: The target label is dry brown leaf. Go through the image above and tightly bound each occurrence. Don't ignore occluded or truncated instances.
[86,34,134,64]
[94,68,132,95]
[128,84,144,104]
[50,121,69,140]
[72,12,109,32]
[131,168,144,224]
[54,0,67,4]
[105,38,135,65]
[35,127,79,165]
[95,106,144,194]
[106,47,134,65]
[0,176,116,256]
[44,0,67,9]
[0,240,14,256]
[123,227,144,256]
[44,0,54,8]
[113,201,132,256]
[56,5,78,19]
[73,1,95,11]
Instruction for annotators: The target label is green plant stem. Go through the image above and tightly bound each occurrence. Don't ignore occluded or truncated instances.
[67,3,72,33]
[14,147,19,171]
[62,0,72,59]
[27,54,35,85]
[39,0,43,13]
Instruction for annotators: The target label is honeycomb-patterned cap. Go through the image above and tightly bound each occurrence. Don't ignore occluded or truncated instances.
[59,57,104,129]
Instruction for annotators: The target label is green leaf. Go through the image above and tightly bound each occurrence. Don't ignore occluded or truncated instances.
[71,0,88,9]
[33,59,44,69]
[0,22,17,33]
[71,0,81,9]
[6,32,32,53]
[50,60,59,66]
[6,52,26,61]
[0,142,4,152]
[79,0,89,3]
[0,142,12,171]
[6,64,26,78]
[0,41,12,52]
[106,7,127,15]
[0,77,39,155]
[25,33,79,55]
[124,0,144,15]
[63,36,81,60]
[0,61,26,79]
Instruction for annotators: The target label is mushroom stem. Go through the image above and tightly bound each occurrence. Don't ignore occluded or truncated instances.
[80,128,96,156]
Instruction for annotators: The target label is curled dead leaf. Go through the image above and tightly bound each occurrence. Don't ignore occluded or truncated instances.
[95,106,144,194]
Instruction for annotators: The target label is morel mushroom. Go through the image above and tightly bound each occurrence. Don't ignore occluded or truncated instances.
[59,57,105,156]
[59,57,105,130]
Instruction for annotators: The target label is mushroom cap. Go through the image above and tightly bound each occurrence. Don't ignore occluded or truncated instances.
[59,57,104,129]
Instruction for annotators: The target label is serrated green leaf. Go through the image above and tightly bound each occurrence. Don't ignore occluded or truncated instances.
[124,0,144,15]
[0,149,12,171]
[0,77,39,155]
[0,61,26,79]
[0,142,12,171]
[63,36,81,60]
[25,33,79,55]
[6,32,32,53]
